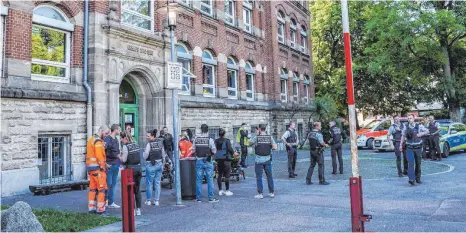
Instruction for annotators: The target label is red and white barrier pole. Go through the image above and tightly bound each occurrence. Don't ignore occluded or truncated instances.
[341,1,371,231]
[121,169,135,232]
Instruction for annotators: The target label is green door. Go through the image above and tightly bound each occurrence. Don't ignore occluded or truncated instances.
[120,79,139,143]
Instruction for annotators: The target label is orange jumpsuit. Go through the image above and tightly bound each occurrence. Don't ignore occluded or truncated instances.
[86,135,108,213]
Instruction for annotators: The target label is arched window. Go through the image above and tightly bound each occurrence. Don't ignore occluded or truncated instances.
[300,25,308,53]
[225,0,235,25]
[202,50,217,97]
[176,44,195,94]
[227,57,238,98]
[121,0,154,32]
[277,11,285,43]
[290,19,297,49]
[245,62,255,100]
[31,6,73,83]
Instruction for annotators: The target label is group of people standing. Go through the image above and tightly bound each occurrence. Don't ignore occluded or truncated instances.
[86,124,174,215]
[388,114,442,186]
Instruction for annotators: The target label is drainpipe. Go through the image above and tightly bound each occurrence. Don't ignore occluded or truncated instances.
[83,0,92,138]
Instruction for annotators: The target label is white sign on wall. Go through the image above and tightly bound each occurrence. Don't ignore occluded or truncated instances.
[166,62,182,89]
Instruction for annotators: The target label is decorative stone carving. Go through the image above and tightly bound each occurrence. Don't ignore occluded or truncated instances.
[107,0,119,21]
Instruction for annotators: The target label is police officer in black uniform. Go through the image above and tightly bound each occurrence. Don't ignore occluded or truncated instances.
[119,131,142,215]
[388,116,407,177]
[428,115,442,161]
[421,116,431,159]
[329,121,345,174]
[301,122,329,185]
[282,122,299,178]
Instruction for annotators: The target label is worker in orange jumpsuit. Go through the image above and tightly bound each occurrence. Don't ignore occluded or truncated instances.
[86,126,110,214]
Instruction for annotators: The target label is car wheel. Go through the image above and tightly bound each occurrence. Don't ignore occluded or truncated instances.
[357,146,363,150]
[443,143,450,158]
[377,149,386,152]
[366,138,374,150]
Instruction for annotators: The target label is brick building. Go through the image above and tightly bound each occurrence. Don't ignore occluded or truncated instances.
[0,0,313,196]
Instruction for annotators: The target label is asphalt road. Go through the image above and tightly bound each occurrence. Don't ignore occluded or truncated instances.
[3,144,466,232]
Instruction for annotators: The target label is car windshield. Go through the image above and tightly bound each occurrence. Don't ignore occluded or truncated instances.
[440,127,449,136]
[363,120,380,129]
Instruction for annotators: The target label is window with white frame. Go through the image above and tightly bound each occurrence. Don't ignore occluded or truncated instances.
[245,62,255,100]
[227,57,237,98]
[277,11,285,44]
[179,0,192,7]
[289,19,297,48]
[293,81,299,102]
[243,0,253,33]
[280,79,287,102]
[225,0,235,25]
[300,25,307,53]
[121,0,153,31]
[303,75,310,103]
[176,44,195,95]
[31,6,73,83]
[202,51,216,97]
[201,0,213,16]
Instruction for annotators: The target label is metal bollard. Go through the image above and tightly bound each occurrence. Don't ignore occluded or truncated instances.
[349,176,371,232]
[121,169,135,232]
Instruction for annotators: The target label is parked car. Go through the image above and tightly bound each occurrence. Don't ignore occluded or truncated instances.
[357,117,423,149]
[439,122,466,157]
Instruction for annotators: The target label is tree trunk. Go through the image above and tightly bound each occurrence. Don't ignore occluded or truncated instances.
[449,102,461,122]
[440,45,460,121]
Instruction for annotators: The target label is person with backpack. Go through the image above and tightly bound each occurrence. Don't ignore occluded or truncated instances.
[214,128,235,197]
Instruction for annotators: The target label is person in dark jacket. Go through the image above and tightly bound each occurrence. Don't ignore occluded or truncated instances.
[236,123,249,168]
[214,128,235,196]
[119,131,142,215]
[159,127,174,164]
[104,124,121,208]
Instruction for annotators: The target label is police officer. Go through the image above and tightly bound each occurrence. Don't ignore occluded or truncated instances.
[388,116,407,177]
[302,122,329,185]
[400,114,429,185]
[428,115,442,161]
[119,131,142,216]
[249,124,277,199]
[282,121,299,178]
[329,121,345,175]
[421,116,431,159]
[236,123,249,168]
[192,124,219,203]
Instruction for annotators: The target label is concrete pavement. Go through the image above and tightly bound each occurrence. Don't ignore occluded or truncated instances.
[3,145,466,232]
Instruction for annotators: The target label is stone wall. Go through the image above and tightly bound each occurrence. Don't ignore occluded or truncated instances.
[1,98,87,196]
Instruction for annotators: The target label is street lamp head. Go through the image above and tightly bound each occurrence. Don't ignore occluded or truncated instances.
[168,9,177,27]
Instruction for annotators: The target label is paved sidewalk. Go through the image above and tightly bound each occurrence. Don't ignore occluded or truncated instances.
[3,149,466,232]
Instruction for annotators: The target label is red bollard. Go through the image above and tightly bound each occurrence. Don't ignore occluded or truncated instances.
[121,169,135,232]
[349,176,371,232]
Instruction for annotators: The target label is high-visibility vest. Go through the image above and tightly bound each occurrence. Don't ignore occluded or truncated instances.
[179,139,193,158]
[86,135,106,171]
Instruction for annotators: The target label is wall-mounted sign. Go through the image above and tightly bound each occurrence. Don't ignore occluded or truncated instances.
[166,62,182,90]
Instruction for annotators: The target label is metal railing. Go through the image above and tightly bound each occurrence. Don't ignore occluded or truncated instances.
[38,135,72,185]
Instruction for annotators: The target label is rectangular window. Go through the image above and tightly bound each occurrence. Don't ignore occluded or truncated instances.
[208,127,220,139]
[301,34,307,53]
[121,0,153,31]
[179,0,192,7]
[293,82,299,102]
[178,58,191,94]
[227,69,237,98]
[246,73,254,100]
[225,0,235,25]
[303,84,309,103]
[281,79,287,102]
[290,29,296,48]
[31,25,70,83]
[243,8,252,33]
[38,135,71,184]
[201,0,213,16]
[278,23,285,43]
[202,64,215,97]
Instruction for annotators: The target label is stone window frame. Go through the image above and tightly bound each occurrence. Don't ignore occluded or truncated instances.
[202,50,217,98]
[243,1,253,33]
[227,57,238,99]
[224,0,236,26]
[200,0,213,16]
[121,0,155,33]
[277,11,285,44]
[245,62,255,101]
[31,5,74,84]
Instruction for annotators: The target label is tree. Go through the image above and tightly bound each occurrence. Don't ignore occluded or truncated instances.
[364,1,466,121]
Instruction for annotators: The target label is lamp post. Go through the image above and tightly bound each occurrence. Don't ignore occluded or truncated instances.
[167,1,182,206]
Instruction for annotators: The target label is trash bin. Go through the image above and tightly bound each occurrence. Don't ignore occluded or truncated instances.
[180,157,197,200]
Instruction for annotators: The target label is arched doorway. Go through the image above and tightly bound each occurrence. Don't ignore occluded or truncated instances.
[119,79,139,142]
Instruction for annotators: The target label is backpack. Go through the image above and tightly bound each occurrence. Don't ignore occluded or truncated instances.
[214,140,228,160]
